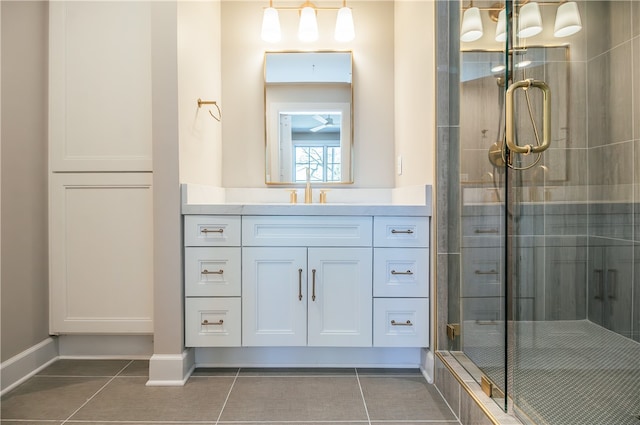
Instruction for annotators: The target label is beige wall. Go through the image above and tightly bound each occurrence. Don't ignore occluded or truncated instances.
[220,1,396,188]
[1,1,50,362]
[178,1,223,186]
[394,1,435,187]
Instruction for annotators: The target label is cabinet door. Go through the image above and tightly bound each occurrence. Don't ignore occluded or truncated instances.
[307,248,372,347]
[242,247,307,346]
[49,173,153,333]
[49,2,152,172]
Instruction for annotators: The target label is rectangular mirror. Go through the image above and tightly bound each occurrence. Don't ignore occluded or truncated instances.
[265,51,353,184]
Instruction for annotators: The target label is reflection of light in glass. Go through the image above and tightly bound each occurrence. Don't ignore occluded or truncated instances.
[491,64,506,73]
[518,2,543,38]
[515,60,532,68]
[460,6,483,42]
[495,9,506,42]
[554,1,582,37]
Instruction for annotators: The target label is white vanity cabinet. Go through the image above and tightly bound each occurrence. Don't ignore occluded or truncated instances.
[242,246,372,347]
[183,211,430,355]
[242,216,373,347]
[372,217,430,347]
[184,216,242,347]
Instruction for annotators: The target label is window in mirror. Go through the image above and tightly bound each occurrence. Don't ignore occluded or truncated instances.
[265,51,353,185]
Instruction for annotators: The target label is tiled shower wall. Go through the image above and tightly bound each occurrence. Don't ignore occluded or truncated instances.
[585,1,640,342]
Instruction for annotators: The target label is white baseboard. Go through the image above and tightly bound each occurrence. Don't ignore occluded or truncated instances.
[147,349,195,386]
[420,348,435,383]
[1,337,59,396]
[194,346,422,368]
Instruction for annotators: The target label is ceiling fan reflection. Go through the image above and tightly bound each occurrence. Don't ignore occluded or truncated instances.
[310,115,335,132]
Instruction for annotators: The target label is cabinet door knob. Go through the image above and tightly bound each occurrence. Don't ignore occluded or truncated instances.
[202,319,224,326]
[202,269,224,275]
[391,320,413,326]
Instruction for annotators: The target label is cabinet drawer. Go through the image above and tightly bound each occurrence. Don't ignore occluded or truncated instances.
[242,216,372,247]
[185,298,241,347]
[185,248,241,297]
[373,298,429,347]
[184,216,241,247]
[373,248,429,297]
[373,217,429,247]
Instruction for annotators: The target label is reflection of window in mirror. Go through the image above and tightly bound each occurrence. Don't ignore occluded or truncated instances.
[264,51,353,184]
[278,112,342,183]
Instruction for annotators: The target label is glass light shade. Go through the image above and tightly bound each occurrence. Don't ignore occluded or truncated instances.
[334,7,355,42]
[554,1,582,37]
[298,6,318,42]
[261,7,281,43]
[518,2,542,38]
[460,6,483,42]
[495,9,506,42]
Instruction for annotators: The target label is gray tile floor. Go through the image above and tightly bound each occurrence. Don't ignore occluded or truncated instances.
[1,360,460,425]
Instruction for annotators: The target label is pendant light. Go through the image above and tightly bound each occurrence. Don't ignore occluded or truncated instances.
[554,1,582,37]
[460,2,484,42]
[335,1,355,42]
[298,2,318,42]
[518,1,543,38]
[261,0,281,43]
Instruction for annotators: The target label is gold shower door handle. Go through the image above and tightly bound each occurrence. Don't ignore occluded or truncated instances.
[506,78,551,154]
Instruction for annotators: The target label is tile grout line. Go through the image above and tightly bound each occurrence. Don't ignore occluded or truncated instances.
[354,368,372,425]
[59,360,134,425]
[214,367,241,425]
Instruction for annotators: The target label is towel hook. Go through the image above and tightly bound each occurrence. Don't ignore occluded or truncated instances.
[197,98,221,121]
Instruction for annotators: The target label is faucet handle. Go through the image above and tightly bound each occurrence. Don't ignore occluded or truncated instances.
[319,190,329,204]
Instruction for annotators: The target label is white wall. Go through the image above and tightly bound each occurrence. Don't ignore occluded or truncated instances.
[178,1,223,186]
[220,1,396,188]
[394,1,435,187]
[1,0,50,362]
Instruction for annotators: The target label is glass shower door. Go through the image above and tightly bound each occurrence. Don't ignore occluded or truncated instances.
[507,1,640,424]
[457,0,513,409]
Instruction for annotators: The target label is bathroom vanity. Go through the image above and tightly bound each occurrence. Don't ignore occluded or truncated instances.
[181,184,432,367]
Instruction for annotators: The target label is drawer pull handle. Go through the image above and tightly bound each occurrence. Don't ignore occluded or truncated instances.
[298,268,303,301]
[202,319,224,326]
[391,270,414,275]
[201,228,224,234]
[202,269,224,275]
[391,229,414,234]
[475,269,498,275]
[474,228,499,234]
[391,320,413,326]
[312,269,317,301]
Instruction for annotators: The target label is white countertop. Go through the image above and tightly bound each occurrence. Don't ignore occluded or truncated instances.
[181,203,431,216]
[181,184,432,216]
